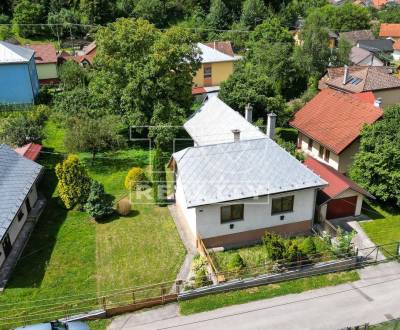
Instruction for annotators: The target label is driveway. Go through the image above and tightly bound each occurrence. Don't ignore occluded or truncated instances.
[109,262,400,330]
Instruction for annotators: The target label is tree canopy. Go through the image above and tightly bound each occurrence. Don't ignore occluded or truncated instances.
[89,18,200,149]
[349,106,400,207]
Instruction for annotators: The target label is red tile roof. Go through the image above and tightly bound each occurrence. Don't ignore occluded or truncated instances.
[304,156,374,200]
[26,44,57,64]
[192,87,207,95]
[205,41,234,56]
[353,91,376,104]
[83,41,96,55]
[290,89,383,154]
[380,23,400,38]
[15,143,42,161]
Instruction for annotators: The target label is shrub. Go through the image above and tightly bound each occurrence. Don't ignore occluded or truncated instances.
[125,167,147,191]
[191,255,211,288]
[55,155,91,209]
[263,231,286,261]
[192,255,208,273]
[85,180,113,220]
[300,237,317,257]
[227,253,246,272]
[284,240,304,264]
[332,228,355,257]
[116,198,132,216]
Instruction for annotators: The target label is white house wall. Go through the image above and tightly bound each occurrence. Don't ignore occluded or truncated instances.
[194,188,317,239]
[0,184,39,268]
[175,174,197,237]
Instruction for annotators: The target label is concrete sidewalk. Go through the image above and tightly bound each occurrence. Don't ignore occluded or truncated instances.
[109,262,400,330]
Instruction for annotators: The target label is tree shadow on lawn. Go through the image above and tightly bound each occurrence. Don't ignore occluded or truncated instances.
[363,200,400,220]
[6,149,69,289]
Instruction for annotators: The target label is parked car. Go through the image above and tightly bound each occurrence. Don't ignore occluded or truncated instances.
[15,321,90,330]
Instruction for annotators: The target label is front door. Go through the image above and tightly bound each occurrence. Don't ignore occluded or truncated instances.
[2,234,12,258]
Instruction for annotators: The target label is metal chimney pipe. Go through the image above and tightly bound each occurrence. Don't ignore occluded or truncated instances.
[232,129,240,142]
[374,97,382,108]
[245,103,253,123]
[267,113,277,140]
[343,65,349,85]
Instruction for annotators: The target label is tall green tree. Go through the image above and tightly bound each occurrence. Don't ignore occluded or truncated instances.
[378,4,400,23]
[240,0,267,30]
[65,115,126,162]
[12,0,46,37]
[331,38,351,67]
[59,61,88,91]
[306,3,370,32]
[296,13,331,79]
[250,17,293,44]
[89,18,200,149]
[206,0,229,30]
[349,105,400,207]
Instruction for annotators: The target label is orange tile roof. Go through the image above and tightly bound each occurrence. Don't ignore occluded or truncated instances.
[290,89,383,154]
[205,41,234,56]
[394,39,400,50]
[379,23,400,38]
[353,91,376,104]
[26,44,57,64]
[304,156,374,200]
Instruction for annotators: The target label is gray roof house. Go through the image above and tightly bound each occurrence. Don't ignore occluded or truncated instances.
[171,99,327,248]
[340,30,375,46]
[0,144,43,275]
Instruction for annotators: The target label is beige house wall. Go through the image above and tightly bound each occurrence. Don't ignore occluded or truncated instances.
[36,63,58,80]
[338,139,360,174]
[193,61,234,87]
[374,89,400,108]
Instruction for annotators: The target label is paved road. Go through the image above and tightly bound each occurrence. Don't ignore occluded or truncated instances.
[109,262,400,330]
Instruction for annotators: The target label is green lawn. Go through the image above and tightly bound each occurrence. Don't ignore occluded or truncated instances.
[369,319,400,329]
[361,202,400,256]
[0,121,185,328]
[179,271,359,315]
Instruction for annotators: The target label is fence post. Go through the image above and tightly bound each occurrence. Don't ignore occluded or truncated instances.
[102,296,107,310]
[132,290,136,304]
[161,285,166,303]
[375,247,379,261]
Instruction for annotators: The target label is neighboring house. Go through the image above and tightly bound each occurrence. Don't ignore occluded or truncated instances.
[357,39,394,58]
[393,40,400,60]
[0,144,43,269]
[14,143,42,161]
[184,96,264,146]
[370,0,400,7]
[0,41,39,105]
[57,41,96,67]
[170,97,327,248]
[318,66,400,107]
[25,44,58,84]
[349,46,384,66]
[291,30,337,48]
[304,157,374,221]
[339,29,375,46]
[192,42,240,93]
[379,23,400,41]
[290,89,383,174]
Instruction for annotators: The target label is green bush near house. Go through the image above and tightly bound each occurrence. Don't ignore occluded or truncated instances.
[227,253,246,272]
[125,167,148,191]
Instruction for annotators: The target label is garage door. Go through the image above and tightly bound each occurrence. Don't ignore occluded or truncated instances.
[326,196,357,220]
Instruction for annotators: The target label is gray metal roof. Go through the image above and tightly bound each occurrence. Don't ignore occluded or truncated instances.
[0,144,42,239]
[184,97,265,146]
[173,138,327,208]
[0,41,34,64]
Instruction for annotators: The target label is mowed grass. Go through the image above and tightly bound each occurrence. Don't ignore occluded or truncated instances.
[0,121,185,328]
[361,202,400,256]
[179,271,359,315]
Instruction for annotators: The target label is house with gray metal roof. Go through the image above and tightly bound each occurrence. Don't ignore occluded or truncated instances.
[0,41,40,104]
[0,144,43,269]
[184,97,265,146]
[170,130,327,247]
